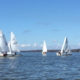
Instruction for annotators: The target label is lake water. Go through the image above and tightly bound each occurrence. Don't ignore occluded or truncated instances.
[0,52,80,80]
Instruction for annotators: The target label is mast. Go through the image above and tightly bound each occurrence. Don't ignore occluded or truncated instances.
[8,41,12,53]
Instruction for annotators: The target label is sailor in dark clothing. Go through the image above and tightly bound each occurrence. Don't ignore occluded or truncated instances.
[58,51,61,56]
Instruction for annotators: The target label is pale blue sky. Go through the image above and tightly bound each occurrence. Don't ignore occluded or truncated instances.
[0,0,80,49]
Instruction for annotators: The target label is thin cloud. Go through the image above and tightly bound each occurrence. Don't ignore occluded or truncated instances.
[20,44,31,48]
[37,22,52,26]
[53,40,57,43]
[23,30,31,34]
[40,44,43,47]
[78,43,80,46]
[33,43,38,47]
[52,28,62,32]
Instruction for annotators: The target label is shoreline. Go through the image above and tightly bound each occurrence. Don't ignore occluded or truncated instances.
[20,49,80,52]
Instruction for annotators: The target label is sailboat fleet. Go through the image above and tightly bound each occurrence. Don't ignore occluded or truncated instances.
[41,37,71,56]
[0,30,72,57]
[0,30,19,57]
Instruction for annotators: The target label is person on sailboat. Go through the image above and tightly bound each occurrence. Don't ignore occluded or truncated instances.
[3,53,7,56]
[15,52,16,55]
[58,51,61,56]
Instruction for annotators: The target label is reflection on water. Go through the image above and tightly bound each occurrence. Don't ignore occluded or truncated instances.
[0,52,80,80]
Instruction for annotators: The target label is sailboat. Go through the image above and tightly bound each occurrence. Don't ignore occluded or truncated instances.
[0,30,9,56]
[42,41,47,56]
[7,32,20,56]
[56,37,72,56]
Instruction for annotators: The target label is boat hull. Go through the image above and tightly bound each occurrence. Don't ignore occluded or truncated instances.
[7,52,16,57]
[56,52,72,56]
[42,52,47,56]
[56,52,61,56]
[0,53,7,57]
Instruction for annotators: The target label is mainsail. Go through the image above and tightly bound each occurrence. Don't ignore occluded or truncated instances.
[10,32,19,52]
[42,41,47,53]
[0,30,8,53]
[61,37,69,55]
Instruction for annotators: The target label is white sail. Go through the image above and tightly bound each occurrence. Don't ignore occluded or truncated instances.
[61,37,69,55]
[0,30,8,53]
[42,41,47,53]
[10,32,19,52]
[7,41,12,55]
[8,41,12,52]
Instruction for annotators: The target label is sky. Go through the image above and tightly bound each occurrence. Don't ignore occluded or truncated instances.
[0,0,80,50]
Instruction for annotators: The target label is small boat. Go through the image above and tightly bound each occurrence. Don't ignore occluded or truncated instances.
[42,41,47,56]
[0,30,9,57]
[7,32,20,56]
[56,37,72,56]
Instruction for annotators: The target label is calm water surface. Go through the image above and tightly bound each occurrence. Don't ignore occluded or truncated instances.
[0,52,80,80]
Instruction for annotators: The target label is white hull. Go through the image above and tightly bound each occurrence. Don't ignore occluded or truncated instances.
[42,52,47,56]
[7,52,16,57]
[0,52,20,57]
[56,52,72,56]
[42,54,47,56]
[56,52,61,56]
